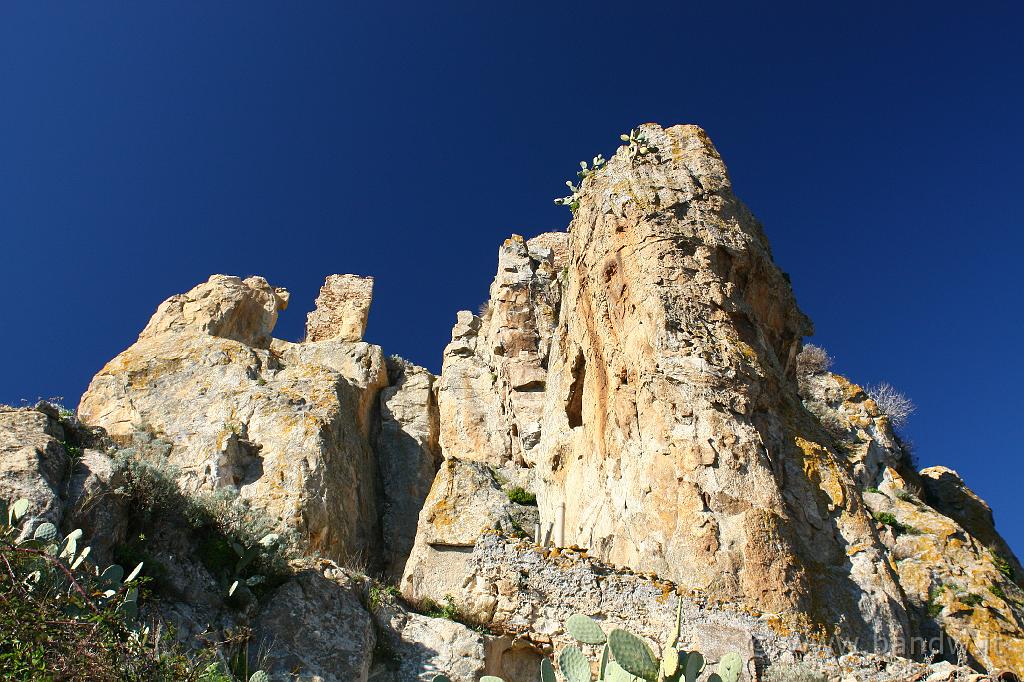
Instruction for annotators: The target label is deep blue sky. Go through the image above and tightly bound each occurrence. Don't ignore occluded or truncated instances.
[2,3,1021,554]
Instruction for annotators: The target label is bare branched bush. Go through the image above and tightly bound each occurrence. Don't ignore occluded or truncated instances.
[867,382,916,428]
[796,344,832,376]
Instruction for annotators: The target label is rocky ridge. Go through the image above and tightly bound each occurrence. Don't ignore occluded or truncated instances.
[1,123,1020,681]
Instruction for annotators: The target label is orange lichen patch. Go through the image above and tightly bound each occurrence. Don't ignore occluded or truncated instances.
[427,496,456,530]
[795,436,845,510]
[846,542,872,557]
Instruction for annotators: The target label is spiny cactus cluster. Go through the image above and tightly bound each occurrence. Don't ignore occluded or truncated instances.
[227,531,280,598]
[620,128,659,162]
[431,599,744,682]
[554,154,607,214]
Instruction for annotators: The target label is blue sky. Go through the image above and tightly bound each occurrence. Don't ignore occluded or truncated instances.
[1,3,1021,555]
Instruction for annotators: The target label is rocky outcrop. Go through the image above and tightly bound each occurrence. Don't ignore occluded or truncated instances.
[436,233,568,467]
[306,274,375,343]
[8,121,1020,678]
[422,124,911,651]
[139,274,289,349]
[78,274,421,568]
[372,607,487,681]
[258,566,377,681]
[801,370,1024,671]
[0,404,71,535]
[402,458,538,611]
[410,123,1023,674]
[444,532,987,682]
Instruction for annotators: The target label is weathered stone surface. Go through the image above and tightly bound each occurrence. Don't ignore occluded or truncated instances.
[305,274,374,342]
[436,233,567,467]
[79,275,389,564]
[0,404,70,534]
[258,566,376,682]
[803,370,1024,672]
[401,458,538,612]
[373,607,487,681]
[62,448,127,564]
[376,356,441,579]
[140,275,289,349]
[423,124,1022,674]
[446,533,981,682]
[429,125,908,649]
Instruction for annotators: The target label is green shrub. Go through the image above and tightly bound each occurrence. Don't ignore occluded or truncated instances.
[0,497,211,680]
[873,511,920,535]
[506,486,537,506]
[991,551,1015,581]
[957,592,984,608]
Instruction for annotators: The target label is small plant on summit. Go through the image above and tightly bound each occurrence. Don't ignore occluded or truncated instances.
[554,154,607,214]
[865,382,916,429]
[620,128,660,163]
[506,486,537,506]
[795,344,832,377]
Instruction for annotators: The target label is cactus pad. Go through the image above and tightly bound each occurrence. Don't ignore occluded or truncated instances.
[559,645,591,682]
[33,522,57,542]
[716,652,743,682]
[248,672,270,682]
[683,651,705,682]
[566,613,607,645]
[540,657,556,682]
[608,629,658,681]
[605,660,640,682]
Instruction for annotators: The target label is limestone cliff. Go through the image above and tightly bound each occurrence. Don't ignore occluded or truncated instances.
[78,273,437,573]
[3,121,1020,681]
[403,123,1024,674]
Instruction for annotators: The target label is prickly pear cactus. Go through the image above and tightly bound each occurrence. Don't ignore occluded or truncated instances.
[567,613,607,645]
[248,672,270,682]
[608,629,658,681]
[558,645,592,682]
[709,652,744,682]
[682,651,705,682]
[32,521,58,542]
[540,657,556,682]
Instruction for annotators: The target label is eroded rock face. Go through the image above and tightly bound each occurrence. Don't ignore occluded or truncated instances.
[0,405,70,533]
[436,233,568,467]
[801,370,1024,671]
[305,274,374,342]
[79,274,389,564]
[140,275,289,349]
[376,356,442,579]
[372,607,487,682]
[418,124,1023,671]
[402,458,538,612]
[258,567,376,682]
[450,533,983,682]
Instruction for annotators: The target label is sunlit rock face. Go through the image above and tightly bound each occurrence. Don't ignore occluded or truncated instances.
[78,273,429,567]
[407,124,1024,670]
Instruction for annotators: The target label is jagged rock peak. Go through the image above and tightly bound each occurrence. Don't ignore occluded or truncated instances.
[306,273,374,343]
[139,274,290,349]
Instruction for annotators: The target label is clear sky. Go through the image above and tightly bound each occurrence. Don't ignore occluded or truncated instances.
[1,3,1021,555]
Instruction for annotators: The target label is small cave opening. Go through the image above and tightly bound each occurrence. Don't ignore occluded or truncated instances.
[565,350,586,429]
